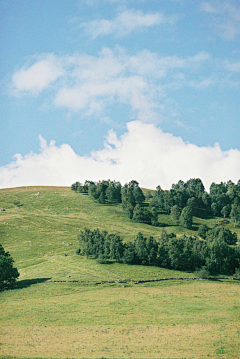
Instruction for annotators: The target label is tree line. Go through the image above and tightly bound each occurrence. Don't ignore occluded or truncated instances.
[71,178,240,228]
[76,226,240,275]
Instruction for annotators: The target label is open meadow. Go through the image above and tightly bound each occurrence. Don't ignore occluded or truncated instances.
[0,186,240,358]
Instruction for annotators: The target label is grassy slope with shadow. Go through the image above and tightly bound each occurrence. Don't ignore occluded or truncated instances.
[0,186,240,359]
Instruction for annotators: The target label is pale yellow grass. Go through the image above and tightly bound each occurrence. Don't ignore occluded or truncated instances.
[0,323,239,359]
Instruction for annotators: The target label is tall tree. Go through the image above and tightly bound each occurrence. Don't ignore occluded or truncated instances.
[0,245,19,290]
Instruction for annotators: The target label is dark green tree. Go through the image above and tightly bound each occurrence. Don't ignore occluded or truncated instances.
[221,205,230,218]
[105,181,122,203]
[108,234,124,262]
[197,224,209,239]
[230,204,240,228]
[134,232,148,265]
[206,227,237,246]
[0,244,19,290]
[170,205,181,224]
[187,197,198,216]
[122,242,136,264]
[180,206,193,229]
[133,186,145,204]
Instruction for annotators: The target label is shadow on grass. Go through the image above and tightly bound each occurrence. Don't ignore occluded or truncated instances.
[14,277,51,289]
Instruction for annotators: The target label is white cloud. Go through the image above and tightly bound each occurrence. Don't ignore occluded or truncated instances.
[1,121,239,191]
[80,9,171,38]
[11,54,64,94]
[201,1,240,40]
[10,48,238,122]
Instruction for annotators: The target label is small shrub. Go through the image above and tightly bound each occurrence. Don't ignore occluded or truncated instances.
[194,266,210,279]
[96,255,111,264]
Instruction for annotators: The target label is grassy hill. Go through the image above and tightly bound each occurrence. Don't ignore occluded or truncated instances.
[0,186,240,358]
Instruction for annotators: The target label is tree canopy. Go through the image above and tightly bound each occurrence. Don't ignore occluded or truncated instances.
[0,244,19,291]
[72,178,240,229]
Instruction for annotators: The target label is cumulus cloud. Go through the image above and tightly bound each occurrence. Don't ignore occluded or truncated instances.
[201,1,240,40]
[1,121,239,191]
[11,54,64,95]
[80,9,171,38]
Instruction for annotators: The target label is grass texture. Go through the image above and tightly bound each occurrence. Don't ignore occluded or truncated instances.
[0,186,240,358]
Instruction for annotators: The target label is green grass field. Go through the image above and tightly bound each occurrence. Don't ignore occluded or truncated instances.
[0,186,240,358]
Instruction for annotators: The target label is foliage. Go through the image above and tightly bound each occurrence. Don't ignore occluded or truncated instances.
[170,205,181,224]
[180,206,193,229]
[194,266,210,279]
[76,227,240,275]
[72,179,122,204]
[72,178,240,230]
[233,268,240,279]
[198,224,209,239]
[0,244,19,290]
[230,203,240,227]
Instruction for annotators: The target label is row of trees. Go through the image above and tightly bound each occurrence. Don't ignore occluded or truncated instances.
[150,178,240,224]
[71,180,122,204]
[71,178,240,228]
[76,227,240,274]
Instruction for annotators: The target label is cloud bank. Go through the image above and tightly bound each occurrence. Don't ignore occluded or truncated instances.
[1,121,239,191]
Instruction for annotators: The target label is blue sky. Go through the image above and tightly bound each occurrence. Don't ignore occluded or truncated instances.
[0,0,240,190]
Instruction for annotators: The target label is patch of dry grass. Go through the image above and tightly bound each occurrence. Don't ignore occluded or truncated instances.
[1,323,239,359]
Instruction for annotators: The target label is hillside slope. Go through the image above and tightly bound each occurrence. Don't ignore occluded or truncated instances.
[1,186,240,359]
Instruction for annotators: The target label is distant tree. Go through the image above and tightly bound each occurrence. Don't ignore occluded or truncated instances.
[163,190,174,214]
[211,202,219,216]
[221,205,231,218]
[170,205,181,224]
[88,183,98,201]
[108,234,124,262]
[150,206,159,226]
[185,178,205,198]
[71,181,81,192]
[180,206,193,229]
[105,181,122,203]
[201,192,211,211]
[187,197,198,216]
[230,204,240,228]
[122,242,136,264]
[134,232,149,265]
[0,245,19,290]
[206,227,238,246]
[133,186,145,204]
[150,185,165,210]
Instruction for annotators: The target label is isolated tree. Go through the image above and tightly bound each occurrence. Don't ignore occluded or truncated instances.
[0,244,19,290]
[180,206,193,229]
